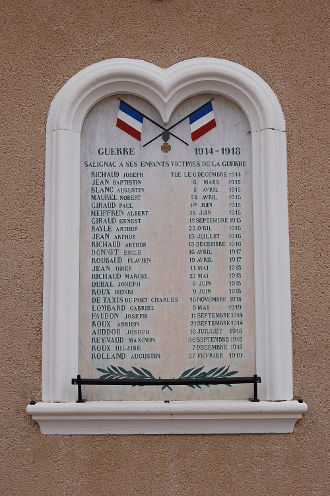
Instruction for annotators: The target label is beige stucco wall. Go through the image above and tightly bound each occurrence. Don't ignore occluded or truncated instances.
[0,1,328,495]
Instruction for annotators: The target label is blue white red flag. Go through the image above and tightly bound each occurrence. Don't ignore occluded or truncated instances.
[189,101,216,141]
[116,101,144,141]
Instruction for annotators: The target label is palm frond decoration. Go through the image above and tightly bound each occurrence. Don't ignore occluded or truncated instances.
[179,365,238,389]
[97,365,238,391]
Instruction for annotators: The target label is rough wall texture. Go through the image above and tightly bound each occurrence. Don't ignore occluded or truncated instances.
[0,1,328,495]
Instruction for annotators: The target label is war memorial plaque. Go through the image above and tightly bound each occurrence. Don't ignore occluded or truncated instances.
[79,94,255,401]
[26,59,305,434]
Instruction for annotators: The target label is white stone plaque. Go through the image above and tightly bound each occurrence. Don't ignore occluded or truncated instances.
[79,93,255,400]
[28,59,305,435]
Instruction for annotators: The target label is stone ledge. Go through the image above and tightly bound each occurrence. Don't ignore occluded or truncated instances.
[27,400,307,435]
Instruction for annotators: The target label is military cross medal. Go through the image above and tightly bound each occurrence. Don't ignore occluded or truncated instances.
[161,130,171,152]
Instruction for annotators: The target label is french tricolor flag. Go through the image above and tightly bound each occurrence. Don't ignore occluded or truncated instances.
[116,101,144,141]
[189,101,216,141]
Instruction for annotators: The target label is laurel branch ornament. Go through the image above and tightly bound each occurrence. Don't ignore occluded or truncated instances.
[97,365,238,391]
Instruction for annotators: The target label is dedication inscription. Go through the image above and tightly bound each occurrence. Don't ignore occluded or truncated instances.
[79,94,255,400]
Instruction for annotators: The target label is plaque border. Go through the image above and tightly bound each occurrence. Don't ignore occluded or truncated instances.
[27,58,307,433]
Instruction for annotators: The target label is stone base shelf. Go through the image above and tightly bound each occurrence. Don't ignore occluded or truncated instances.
[27,400,307,435]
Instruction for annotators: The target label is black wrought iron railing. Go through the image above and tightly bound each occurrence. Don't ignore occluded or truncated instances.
[72,374,261,403]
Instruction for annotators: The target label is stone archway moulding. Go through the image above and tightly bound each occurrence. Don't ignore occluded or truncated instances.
[27,58,307,434]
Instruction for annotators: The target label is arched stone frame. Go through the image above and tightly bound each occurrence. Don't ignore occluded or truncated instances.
[27,58,307,434]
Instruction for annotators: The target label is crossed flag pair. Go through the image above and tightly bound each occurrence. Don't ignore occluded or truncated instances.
[116,99,216,146]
